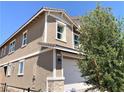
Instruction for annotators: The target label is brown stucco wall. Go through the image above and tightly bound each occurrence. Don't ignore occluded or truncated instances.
[0,10,79,92]
[34,49,53,91]
[0,67,5,83]
[0,13,45,65]
[5,56,38,89]
[0,12,50,91]
[0,49,53,91]
[47,14,74,49]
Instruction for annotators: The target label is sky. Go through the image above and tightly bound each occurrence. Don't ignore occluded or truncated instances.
[1,1,124,45]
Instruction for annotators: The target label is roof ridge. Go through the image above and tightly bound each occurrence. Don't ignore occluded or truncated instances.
[42,7,65,12]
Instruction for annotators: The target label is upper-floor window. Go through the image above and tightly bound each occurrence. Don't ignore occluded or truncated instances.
[3,46,6,56]
[18,60,25,75]
[9,40,16,54]
[0,49,2,57]
[74,34,79,47]
[0,48,3,57]
[56,21,66,42]
[0,46,6,57]
[22,31,28,46]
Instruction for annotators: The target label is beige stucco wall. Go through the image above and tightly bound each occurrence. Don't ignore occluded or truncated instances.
[0,10,79,92]
[34,49,53,91]
[0,49,53,91]
[5,56,37,89]
[47,14,74,49]
[0,12,53,91]
[0,11,76,65]
[0,13,45,65]
[0,67,5,83]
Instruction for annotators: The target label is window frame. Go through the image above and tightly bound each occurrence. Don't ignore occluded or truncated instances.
[22,30,28,47]
[56,20,66,42]
[0,47,4,57]
[18,60,25,76]
[9,39,16,54]
[74,33,79,48]
[3,46,6,56]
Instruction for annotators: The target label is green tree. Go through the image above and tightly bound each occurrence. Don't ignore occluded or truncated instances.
[79,5,124,92]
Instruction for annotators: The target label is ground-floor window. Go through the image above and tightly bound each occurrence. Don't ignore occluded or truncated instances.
[18,60,25,75]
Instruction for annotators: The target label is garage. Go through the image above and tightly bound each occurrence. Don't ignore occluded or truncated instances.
[63,58,92,92]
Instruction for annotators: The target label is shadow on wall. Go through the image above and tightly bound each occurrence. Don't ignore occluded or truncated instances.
[34,46,53,91]
[36,48,53,72]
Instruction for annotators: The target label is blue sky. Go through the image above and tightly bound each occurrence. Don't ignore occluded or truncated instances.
[1,1,124,45]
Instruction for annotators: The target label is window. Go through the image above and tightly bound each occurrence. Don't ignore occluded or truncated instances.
[0,46,6,57]
[0,48,4,57]
[0,49,1,57]
[18,60,25,75]
[7,64,12,76]
[9,40,16,53]
[22,31,27,46]
[4,66,7,76]
[74,34,79,47]
[56,21,66,42]
[3,46,6,56]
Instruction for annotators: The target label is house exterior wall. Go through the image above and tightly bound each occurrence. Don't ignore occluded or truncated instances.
[0,9,80,92]
[34,49,53,91]
[5,56,37,89]
[0,49,54,92]
[0,13,45,65]
[0,12,47,91]
[55,51,80,78]
[0,67,5,83]
[0,11,77,64]
[47,50,80,92]
[47,15,74,49]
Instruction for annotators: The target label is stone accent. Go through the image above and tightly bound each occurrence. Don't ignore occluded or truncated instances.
[53,80,64,92]
[47,78,64,92]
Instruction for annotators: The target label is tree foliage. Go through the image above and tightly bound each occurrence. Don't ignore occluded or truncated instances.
[79,5,124,92]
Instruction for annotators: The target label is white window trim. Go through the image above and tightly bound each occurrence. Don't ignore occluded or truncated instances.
[44,12,48,43]
[71,25,74,49]
[3,46,6,56]
[21,30,28,48]
[61,54,64,78]
[1,47,4,57]
[56,20,67,43]
[53,49,56,78]
[1,46,6,57]
[18,59,25,76]
[74,33,80,47]
[7,64,12,76]
[8,39,16,54]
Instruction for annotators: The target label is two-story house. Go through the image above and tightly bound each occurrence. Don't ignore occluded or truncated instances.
[0,7,89,92]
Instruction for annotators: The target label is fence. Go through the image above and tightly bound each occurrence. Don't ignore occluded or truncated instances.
[0,83,38,92]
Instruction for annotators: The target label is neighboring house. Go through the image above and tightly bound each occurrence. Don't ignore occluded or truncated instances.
[0,7,89,92]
